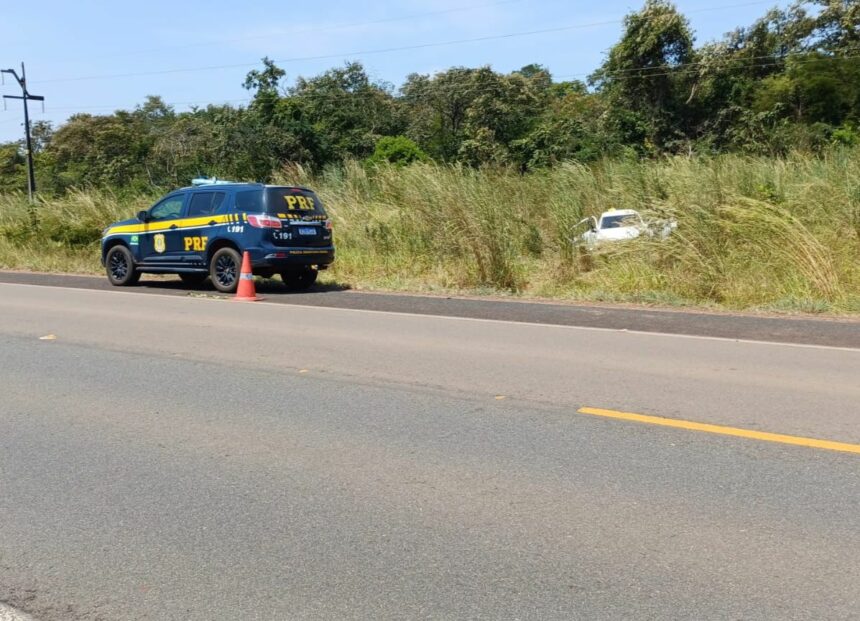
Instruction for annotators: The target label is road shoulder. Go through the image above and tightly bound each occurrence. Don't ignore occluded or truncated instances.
[1,270,857,348]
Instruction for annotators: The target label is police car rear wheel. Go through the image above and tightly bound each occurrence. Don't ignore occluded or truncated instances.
[106,246,140,286]
[281,268,318,290]
[210,247,241,293]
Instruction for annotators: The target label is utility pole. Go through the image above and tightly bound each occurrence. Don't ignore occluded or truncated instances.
[2,63,45,203]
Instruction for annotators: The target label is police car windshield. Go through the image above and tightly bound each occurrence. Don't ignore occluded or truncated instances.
[234,188,325,215]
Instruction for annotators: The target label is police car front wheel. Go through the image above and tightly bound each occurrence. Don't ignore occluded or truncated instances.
[209,247,242,293]
[105,245,141,286]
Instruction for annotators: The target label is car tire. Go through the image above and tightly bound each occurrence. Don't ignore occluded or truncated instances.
[105,245,141,286]
[281,268,318,291]
[209,247,242,293]
[179,273,208,287]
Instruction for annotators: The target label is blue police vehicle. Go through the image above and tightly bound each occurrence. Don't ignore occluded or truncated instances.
[101,179,334,293]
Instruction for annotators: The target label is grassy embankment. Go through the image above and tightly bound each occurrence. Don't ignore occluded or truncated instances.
[1,150,859,313]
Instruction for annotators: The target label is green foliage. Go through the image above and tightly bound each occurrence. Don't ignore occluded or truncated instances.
[290,62,402,162]
[0,142,26,193]
[591,0,696,151]
[399,65,548,166]
[5,151,859,313]
[2,1,860,313]
[512,88,612,168]
[2,2,860,192]
[831,125,859,147]
[366,136,427,167]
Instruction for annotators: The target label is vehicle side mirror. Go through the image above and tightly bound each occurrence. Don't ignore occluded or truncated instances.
[138,210,150,223]
[577,217,597,231]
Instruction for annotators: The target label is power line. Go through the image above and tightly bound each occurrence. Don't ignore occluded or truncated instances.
[32,0,775,86]
[53,0,528,63]
[25,52,860,118]
[580,50,858,80]
[581,51,860,81]
[39,97,253,113]
[30,22,621,85]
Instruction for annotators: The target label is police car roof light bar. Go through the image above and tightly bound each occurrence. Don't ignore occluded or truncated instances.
[191,176,238,186]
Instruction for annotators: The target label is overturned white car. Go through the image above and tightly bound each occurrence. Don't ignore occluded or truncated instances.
[572,209,677,248]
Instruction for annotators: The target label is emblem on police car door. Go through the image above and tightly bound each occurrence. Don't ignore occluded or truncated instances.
[154,233,166,253]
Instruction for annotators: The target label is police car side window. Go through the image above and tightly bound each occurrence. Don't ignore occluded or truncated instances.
[213,192,231,215]
[187,192,225,217]
[150,196,184,221]
[234,189,263,213]
[212,192,226,213]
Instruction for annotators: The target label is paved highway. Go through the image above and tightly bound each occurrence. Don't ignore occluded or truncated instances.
[2,270,858,348]
[0,281,858,620]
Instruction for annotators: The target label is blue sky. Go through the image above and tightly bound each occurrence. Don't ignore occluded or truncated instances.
[0,0,790,142]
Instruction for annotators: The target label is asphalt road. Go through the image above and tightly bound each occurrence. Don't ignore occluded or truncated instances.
[2,270,859,348]
[1,282,859,620]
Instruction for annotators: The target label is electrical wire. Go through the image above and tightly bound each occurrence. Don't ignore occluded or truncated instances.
[62,0,529,62]
[26,52,860,117]
[31,0,777,86]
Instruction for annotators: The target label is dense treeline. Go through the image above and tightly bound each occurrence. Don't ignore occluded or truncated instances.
[1,0,858,194]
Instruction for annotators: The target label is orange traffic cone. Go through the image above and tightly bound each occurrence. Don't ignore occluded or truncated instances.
[234,251,263,302]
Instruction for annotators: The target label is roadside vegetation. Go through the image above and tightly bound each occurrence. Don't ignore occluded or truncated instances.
[2,150,858,313]
[1,0,858,312]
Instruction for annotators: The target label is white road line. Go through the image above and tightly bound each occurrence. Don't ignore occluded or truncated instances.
[1,281,858,353]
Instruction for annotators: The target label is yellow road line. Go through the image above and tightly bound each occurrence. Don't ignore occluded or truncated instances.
[578,407,860,455]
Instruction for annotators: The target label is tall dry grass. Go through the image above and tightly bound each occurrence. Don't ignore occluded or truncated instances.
[0,189,153,273]
[277,151,860,311]
[1,150,858,312]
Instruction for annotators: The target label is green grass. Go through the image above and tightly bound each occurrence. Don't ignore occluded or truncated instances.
[2,151,859,314]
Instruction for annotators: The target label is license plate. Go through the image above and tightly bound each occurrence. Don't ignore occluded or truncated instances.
[297,227,316,236]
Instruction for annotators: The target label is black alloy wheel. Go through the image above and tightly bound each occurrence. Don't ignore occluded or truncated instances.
[209,247,242,293]
[105,246,141,286]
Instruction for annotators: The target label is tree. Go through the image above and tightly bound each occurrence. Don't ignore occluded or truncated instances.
[48,113,146,189]
[243,57,287,121]
[591,0,696,151]
[400,66,547,166]
[803,0,860,55]
[150,113,219,185]
[512,87,608,168]
[29,121,54,154]
[366,136,427,166]
[290,62,401,162]
[754,54,859,125]
[238,59,327,175]
[0,142,26,192]
[400,68,477,161]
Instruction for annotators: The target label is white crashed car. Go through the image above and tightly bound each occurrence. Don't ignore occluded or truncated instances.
[573,209,676,248]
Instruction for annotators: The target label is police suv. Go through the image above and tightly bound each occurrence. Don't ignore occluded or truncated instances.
[101,179,334,293]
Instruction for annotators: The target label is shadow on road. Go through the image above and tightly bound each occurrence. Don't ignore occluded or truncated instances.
[135,275,352,296]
